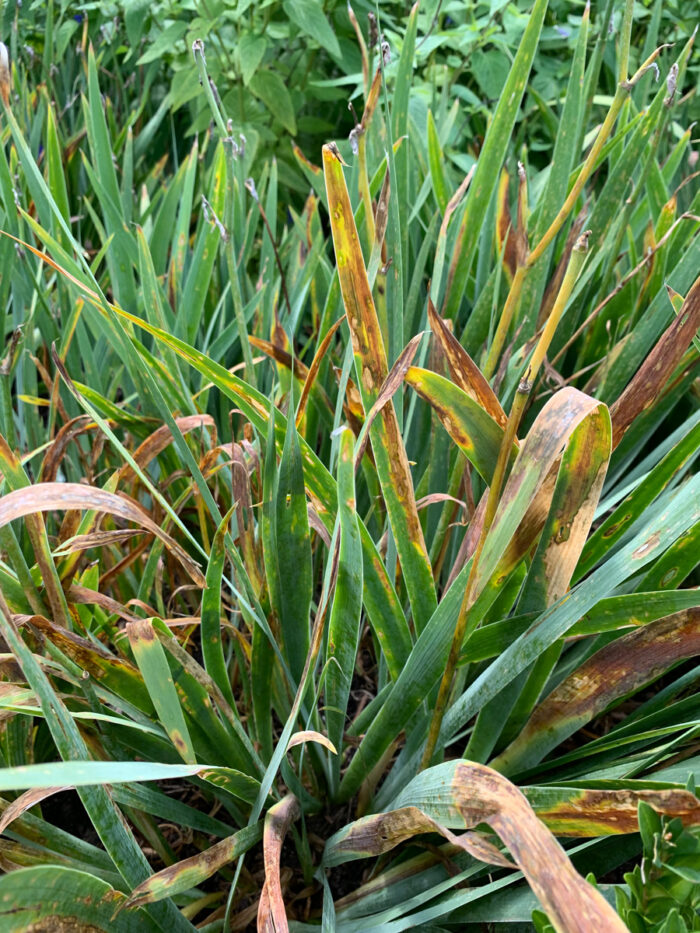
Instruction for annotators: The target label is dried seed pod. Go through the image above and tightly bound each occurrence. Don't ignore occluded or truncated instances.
[665,62,678,107]
[367,11,378,49]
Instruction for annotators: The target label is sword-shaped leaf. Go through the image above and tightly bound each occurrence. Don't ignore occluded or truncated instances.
[201,507,236,707]
[405,366,511,484]
[443,0,549,319]
[127,619,196,765]
[123,823,263,911]
[274,405,313,683]
[323,142,436,633]
[325,428,363,789]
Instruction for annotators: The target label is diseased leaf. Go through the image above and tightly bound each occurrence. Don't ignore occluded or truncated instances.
[472,388,611,610]
[519,396,611,610]
[0,481,205,586]
[324,804,513,869]
[201,507,236,707]
[523,784,700,836]
[610,275,700,447]
[0,786,71,836]
[492,608,700,775]
[127,619,197,764]
[326,430,363,785]
[124,823,263,910]
[274,406,313,683]
[353,332,424,468]
[323,143,437,633]
[287,730,336,754]
[495,166,528,280]
[0,866,163,931]
[405,366,510,483]
[329,760,627,931]
[427,299,507,427]
[258,795,300,933]
[22,614,154,712]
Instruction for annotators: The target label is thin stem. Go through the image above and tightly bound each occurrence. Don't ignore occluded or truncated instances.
[618,0,635,84]
[483,33,666,382]
[551,213,697,366]
[528,91,623,269]
[483,263,526,380]
[193,41,257,386]
[357,131,375,247]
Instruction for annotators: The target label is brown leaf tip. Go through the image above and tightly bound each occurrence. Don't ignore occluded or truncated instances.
[126,619,155,641]
[324,142,348,165]
[574,230,592,253]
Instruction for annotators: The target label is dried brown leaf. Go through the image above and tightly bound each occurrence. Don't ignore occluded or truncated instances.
[258,794,300,933]
[0,483,204,586]
[610,274,700,448]
[427,299,507,427]
[0,786,72,836]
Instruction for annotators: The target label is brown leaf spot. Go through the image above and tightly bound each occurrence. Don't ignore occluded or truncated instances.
[632,532,660,559]
[553,522,572,544]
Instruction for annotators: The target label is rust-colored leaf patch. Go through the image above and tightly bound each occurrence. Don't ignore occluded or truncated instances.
[258,794,300,933]
[495,165,528,280]
[353,332,424,468]
[427,299,507,427]
[123,823,263,910]
[527,786,700,836]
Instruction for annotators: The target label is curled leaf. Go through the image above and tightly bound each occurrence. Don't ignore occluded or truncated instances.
[328,760,627,933]
[0,786,71,836]
[0,483,205,586]
[258,794,300,933]
[287,730,337,755]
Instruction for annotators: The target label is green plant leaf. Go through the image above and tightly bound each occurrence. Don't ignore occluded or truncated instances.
[0,866,162,932]
[444,0,549,319]
[325,427,363,790]
[238,33,268,85]
[249,70,297,135]
[283,0,340,58]
[127,620,197,765]
[323,143,437,634]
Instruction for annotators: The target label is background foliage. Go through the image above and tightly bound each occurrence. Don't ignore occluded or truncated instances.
[0,0,699,930]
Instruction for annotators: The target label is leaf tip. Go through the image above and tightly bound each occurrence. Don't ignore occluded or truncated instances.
[323,141,347,166]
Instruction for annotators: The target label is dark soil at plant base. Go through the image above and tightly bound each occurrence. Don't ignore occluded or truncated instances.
[39,788,101,848]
